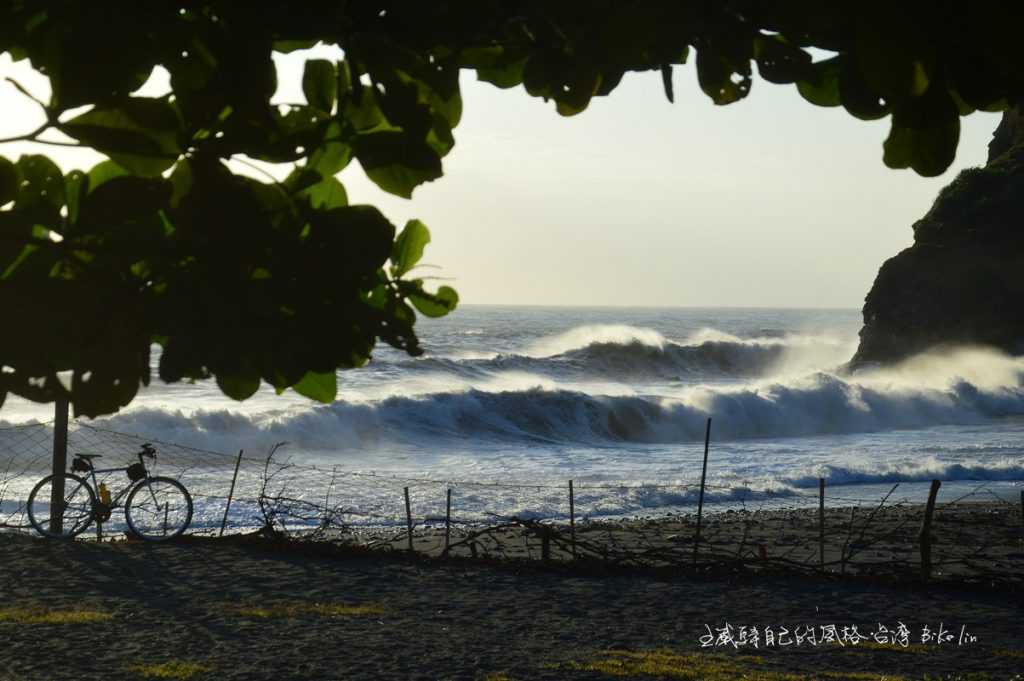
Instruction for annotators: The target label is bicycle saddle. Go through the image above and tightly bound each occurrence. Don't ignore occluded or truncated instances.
[74,453,102,459]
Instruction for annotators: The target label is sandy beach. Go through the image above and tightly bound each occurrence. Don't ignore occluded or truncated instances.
[0,502,1021,681]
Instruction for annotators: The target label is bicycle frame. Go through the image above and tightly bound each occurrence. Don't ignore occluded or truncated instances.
[73,448,163,515]
[81,464,139,510]
[30,442,191,541]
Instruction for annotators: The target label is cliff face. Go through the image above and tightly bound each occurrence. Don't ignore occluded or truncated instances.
[851,107,1024,366]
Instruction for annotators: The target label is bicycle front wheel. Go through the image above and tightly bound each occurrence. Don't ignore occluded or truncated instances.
[124,476,193,541]
[26,473,96,539]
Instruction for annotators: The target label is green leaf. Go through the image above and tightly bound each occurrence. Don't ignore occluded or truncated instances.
[856,24,930,100]
[838,55,889,121]
[661,64,674,103]
[308,206,396,275]
[300,176,348,209]
[409,285,458,318]
[462,46,527,89]
[1,243,39,280]
[87,160,129,193]
[14,155,64,223]
[883,90,960,177]
[79,176,171,228]
[216,372,260,401]
[274,39,318,54]
[754,35,812,85]
[307,121,352,178]
[0,157,18,206]
[477,59,527,89]
[796,57,841,107]
[353,132,442,198]
[283,167,323,194]
[168,160,193,208]
[61,98,182,177]
[391,219,430,277]
[64,170,88,225]
[696,48,751,105]
[302,59,337,113]
[292,370,337,402]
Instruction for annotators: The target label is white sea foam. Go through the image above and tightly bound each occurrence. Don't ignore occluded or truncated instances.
[526,324,668,357]
[97,347,1024,453]
[777,456,1024,488]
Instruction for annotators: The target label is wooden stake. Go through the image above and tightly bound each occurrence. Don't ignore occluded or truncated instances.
[219,449,244,537]
[404,486,414,554]
[443,488,452,558]
[49,398,70,535]
[569,480,576,560]
[818,477,826,571]
[693,417,712,564]
[919,479,941,581]
[840,506,856,575]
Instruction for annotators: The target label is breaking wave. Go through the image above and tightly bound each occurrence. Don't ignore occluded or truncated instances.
[390,325,852,382]
[100,349,1024,454]
[778,457,1024,488]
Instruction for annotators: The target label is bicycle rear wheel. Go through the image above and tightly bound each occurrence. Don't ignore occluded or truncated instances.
[26,473,96,539]
[124,476,193,541]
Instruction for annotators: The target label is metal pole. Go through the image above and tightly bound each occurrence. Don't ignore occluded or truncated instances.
[693,417,712,564]
[49,398,70,534]
[569,480,576,560]
[219,450,245,537]
[443,488,452,557]
[919,480,941,582]
[404,487,414,553]
[818,478,826,571]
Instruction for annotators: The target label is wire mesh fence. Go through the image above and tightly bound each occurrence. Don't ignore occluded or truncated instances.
[0,420,1021,586]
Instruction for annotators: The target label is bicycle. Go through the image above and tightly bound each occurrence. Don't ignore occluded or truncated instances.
[26,443,193,541]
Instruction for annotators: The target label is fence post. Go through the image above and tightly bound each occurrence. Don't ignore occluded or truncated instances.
[919,480,941,582]
[404,487,414,554]
[840,506,856,575]
[49,398,70,534]
[219,450,245,537]
[569,480,576,560]
[693,417,712,565]
[818,477,826,572]
[443,487,452,558]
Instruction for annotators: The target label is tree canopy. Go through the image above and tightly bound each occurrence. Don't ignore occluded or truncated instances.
[1,2,1022,417]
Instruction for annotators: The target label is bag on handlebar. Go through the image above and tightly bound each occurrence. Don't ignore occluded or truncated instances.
[126,462,147,482]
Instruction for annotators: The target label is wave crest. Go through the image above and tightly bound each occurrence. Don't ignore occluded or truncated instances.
[101,360,1024,452]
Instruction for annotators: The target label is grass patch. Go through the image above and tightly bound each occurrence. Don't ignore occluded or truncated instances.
[552,649,910,681]
[128,661,211,679]
[231,601,384,618]
[993,648,1024,659]
[0,606,114,625]
[553,650,797,681]
[844,641,929,655]
[483,674,514,681]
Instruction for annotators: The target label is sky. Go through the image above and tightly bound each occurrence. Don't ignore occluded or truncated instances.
[0,48,1001,310]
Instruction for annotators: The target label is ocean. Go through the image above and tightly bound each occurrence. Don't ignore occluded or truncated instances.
[3,305,1023,528]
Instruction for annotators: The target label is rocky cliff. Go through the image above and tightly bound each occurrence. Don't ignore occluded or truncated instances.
[851,106,1024,366]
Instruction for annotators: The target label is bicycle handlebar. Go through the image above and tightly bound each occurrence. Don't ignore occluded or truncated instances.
[138,443,156,461]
